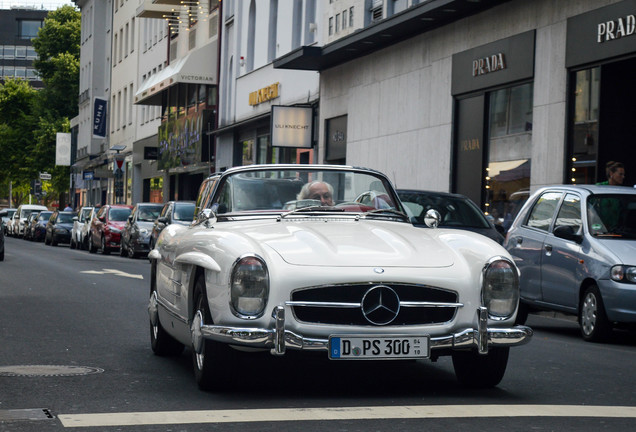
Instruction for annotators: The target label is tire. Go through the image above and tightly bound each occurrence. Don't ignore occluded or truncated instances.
[192,275,235,391]
[88,234,97,253]
[452,347,510,388]
[0,250,4,261]
[70,237,76,249]
[149,262,184,356]
[579,284,612,342]
[515,302,529,325]
[101,236,110,255]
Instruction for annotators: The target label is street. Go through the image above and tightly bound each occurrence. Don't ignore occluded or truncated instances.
[1,236,635,431]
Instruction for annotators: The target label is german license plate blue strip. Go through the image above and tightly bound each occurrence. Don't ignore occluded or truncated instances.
[328,335,429,360]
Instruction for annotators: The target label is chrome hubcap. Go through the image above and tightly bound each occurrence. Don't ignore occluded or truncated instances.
[581,292,597,336]
[191,310,205,366]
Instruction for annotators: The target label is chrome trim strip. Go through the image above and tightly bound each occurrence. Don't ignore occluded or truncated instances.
[285,301,361,308]
[286,301,463,308]
[197,307,533,354]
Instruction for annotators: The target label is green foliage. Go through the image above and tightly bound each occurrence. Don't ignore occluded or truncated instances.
[0,5,79,207]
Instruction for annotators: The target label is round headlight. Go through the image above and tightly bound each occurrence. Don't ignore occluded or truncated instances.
[611,265,636,283]
[482,257,519,319]
[230,255,269,318]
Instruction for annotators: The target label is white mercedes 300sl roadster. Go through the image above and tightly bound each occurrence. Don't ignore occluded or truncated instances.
[148,164,532,390]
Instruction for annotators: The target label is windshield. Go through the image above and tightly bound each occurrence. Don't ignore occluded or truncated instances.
[398,191,490,228]
[174,203,195,221]
[38,212,53,221]
[137,205,163,222]
[109,208,131,222]
[211,168,401,215]
[587,194,636,239]
[57,213,75,223]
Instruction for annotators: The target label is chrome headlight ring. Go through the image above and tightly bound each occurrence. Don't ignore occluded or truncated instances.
[229,254,269,319]
[481,256,520,320]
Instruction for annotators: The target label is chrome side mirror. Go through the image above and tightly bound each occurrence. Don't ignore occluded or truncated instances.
[199,208,217,225]
[424,209,441,228]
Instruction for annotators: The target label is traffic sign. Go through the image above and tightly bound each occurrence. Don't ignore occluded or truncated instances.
[39,172,52,180]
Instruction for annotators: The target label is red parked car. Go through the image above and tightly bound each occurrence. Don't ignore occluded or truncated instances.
[88,204,133,255]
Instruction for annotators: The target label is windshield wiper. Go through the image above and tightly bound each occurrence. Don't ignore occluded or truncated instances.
[360,208,409,221]
[279,205,345,220]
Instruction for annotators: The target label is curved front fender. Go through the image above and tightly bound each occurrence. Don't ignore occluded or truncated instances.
[174,251,222,273]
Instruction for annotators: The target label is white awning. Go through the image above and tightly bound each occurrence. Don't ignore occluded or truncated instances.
[135,42,218,106]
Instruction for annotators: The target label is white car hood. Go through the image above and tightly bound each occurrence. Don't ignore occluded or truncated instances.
[241,220,455,268]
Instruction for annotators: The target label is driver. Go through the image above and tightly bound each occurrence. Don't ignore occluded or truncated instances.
[297,181,334,206]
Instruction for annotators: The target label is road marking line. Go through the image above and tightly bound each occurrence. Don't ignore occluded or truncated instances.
[80,269,143,279]
[57,405,636,427]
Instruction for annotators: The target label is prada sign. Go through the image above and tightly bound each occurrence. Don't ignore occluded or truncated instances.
[473,53,506,77]
[567,0,636,68]
[452,31,535,96]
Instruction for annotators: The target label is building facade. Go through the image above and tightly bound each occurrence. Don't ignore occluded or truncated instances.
[72,0,113,207]
[276,0,636,226]
[0,7,45,89]
[215,0,322,172]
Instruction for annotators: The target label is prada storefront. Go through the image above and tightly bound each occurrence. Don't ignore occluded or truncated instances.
[452,31,535,228]
[566,0,636,186]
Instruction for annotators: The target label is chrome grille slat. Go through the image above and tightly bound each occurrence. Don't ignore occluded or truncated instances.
[289,283,460,326]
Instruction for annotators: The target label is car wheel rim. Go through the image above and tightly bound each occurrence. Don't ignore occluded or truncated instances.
[191,310,205,369]
[581,292,597,336]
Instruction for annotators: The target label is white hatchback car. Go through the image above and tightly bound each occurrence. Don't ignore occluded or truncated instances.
[149,165,532,390]
[13,204,48,238]
[71,206,94,250]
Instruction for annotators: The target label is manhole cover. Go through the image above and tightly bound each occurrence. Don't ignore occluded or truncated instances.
[0,365,104,377]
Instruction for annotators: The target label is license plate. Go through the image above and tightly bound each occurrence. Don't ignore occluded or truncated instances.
[328,335,429,360]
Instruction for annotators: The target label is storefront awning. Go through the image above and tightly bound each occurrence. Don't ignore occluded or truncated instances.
[134,42,218,106]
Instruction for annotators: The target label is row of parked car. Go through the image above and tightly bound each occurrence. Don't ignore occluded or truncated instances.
[1,201,196,259]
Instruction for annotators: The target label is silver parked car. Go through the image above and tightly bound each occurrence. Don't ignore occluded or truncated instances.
[71,206,94,250]
[504,185,636,342]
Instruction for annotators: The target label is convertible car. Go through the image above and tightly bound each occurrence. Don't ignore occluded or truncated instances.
[149,165,532,390]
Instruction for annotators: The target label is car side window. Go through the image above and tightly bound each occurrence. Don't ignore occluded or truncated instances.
[554,193,581,232]
[526,192,563,232]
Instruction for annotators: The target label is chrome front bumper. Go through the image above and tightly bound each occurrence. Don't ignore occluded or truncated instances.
[190,305,533,357]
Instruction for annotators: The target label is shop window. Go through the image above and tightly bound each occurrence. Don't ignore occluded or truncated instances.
[570,67,600,184]
[242,139,255,165]
[485,83,533,228]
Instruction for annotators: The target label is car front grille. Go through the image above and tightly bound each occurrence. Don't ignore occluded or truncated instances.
[288,283,460,326]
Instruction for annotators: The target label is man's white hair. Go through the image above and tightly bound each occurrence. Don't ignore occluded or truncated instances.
[297,181,334,200]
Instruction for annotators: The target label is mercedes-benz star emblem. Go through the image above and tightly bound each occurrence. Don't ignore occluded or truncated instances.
[361,285,400,325]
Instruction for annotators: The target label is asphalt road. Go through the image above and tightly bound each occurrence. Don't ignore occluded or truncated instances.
[1,236,635,431]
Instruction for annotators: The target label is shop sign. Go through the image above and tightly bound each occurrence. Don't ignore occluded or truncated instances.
[271,106,313,148]
[92,97,107,138]
[566,1,636,68]
[472,53,506,77]
[249,83,280,106]
[597,14,636,42]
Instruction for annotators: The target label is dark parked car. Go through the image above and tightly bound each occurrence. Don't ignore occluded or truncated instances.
[0,208,16,235]
[149,201,195,250]
[397,189,505,244]
[88,204,133,255]
[45,211,76,246]
[0,217,4,261]
[120,202,163,258]
[505,184,636,342]
[29,211,53,242]
[22,212,41,241]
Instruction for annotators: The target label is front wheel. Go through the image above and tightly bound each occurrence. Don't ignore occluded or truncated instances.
[579,285,612,342]
[191,275,235,391]
[101,236,110,255]
[88,234,97,253]
[452,347,509,388]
